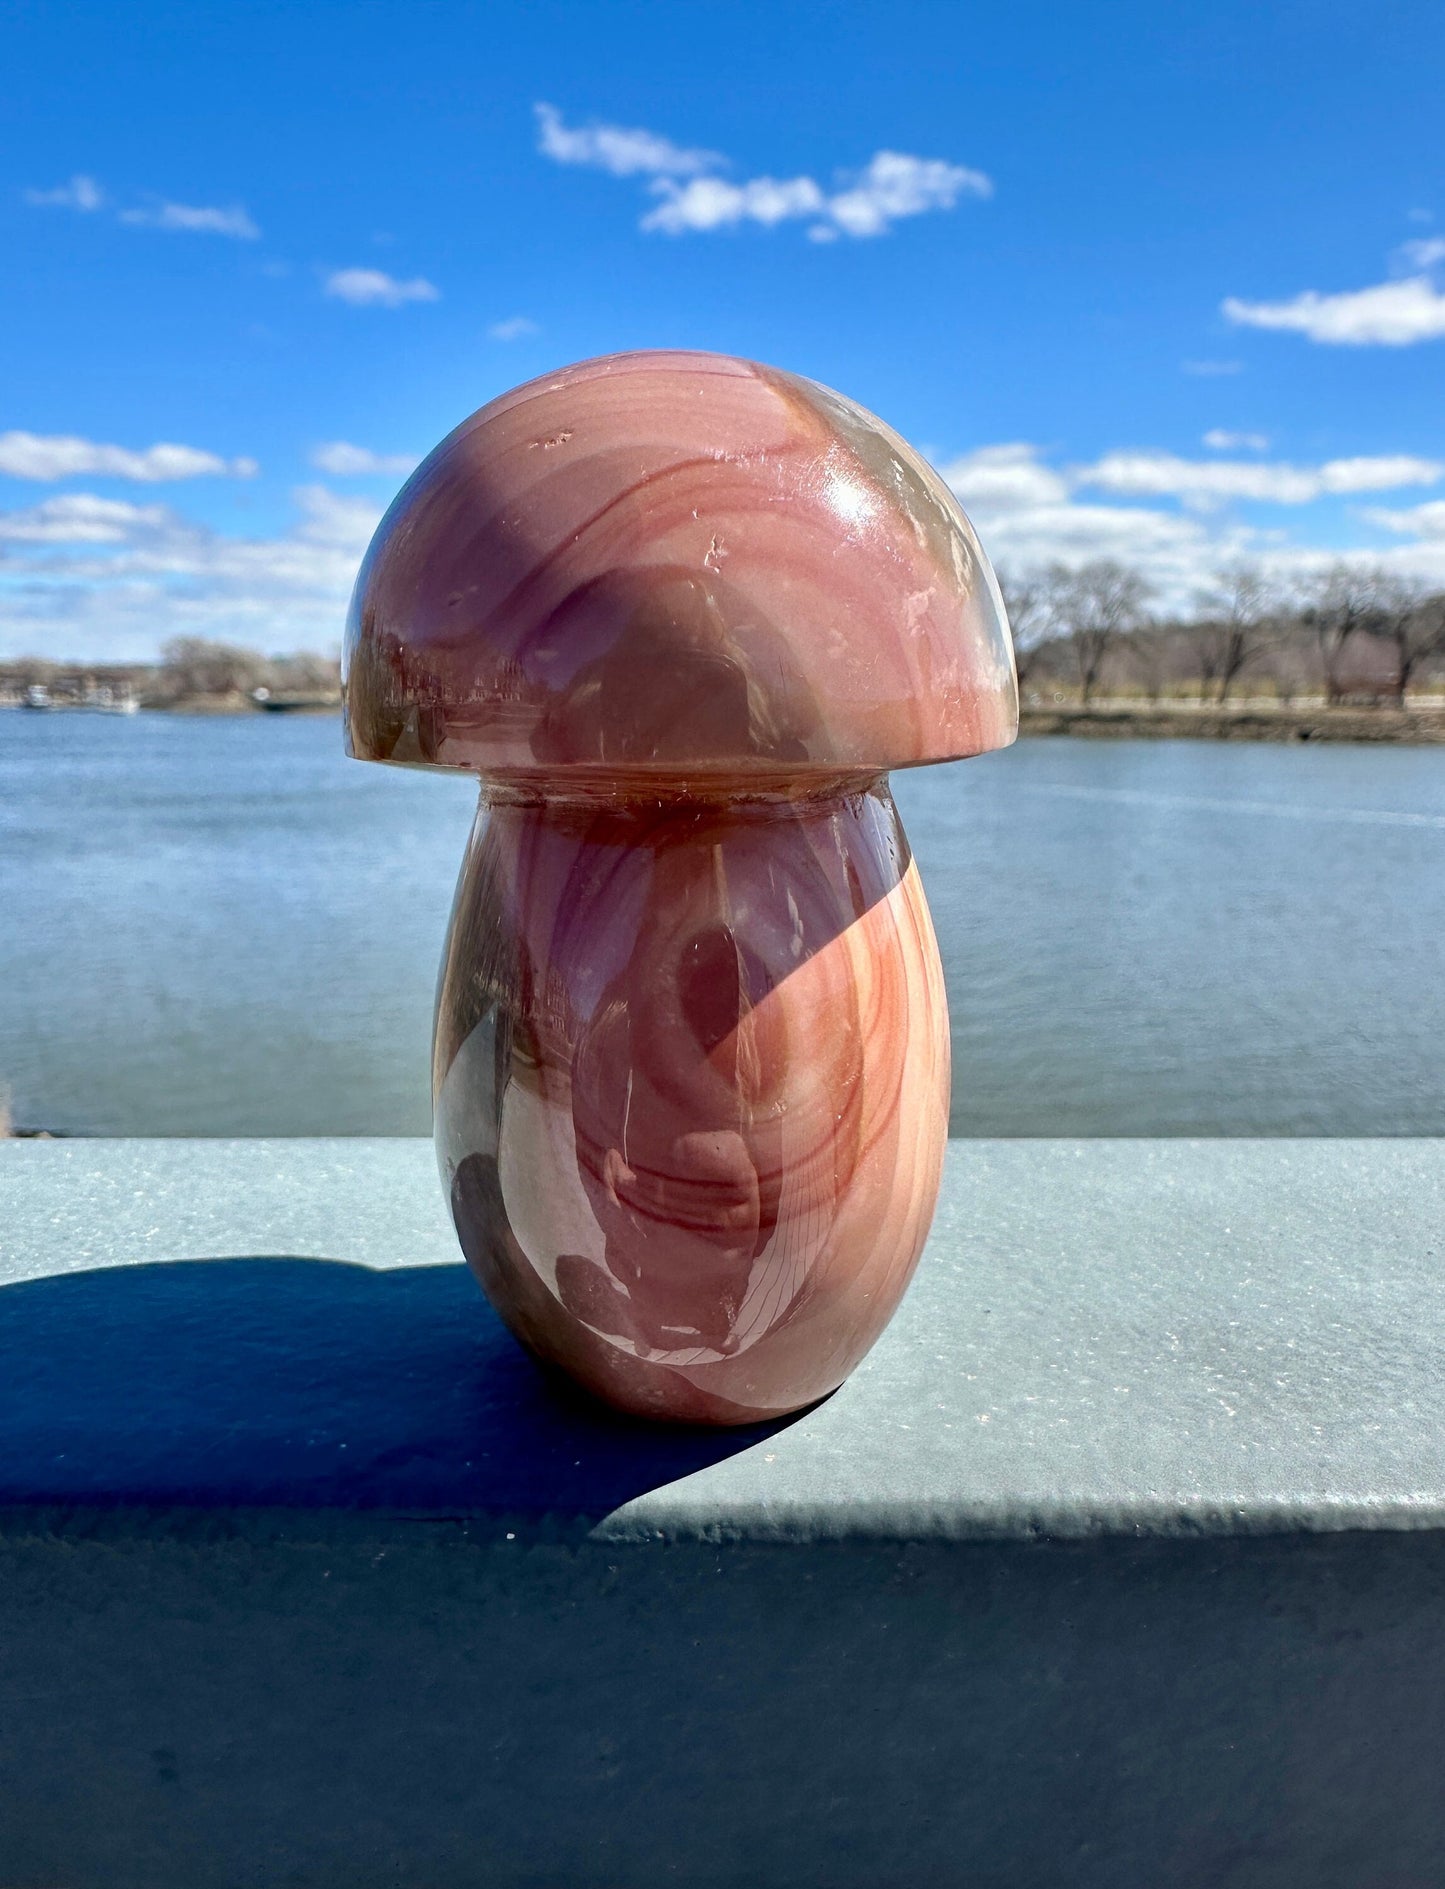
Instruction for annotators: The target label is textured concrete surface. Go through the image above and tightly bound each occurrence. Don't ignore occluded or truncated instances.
[2,1137,1443,1540]
[2,1138,1443,1887]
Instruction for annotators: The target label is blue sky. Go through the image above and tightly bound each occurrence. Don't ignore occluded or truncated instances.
[4,0,1445,659]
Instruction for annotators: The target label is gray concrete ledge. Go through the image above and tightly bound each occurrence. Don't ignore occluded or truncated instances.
[1,1137,1443,1543]
[2,1139,1444,1887]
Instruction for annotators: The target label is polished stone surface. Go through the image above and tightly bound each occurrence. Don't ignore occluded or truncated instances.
[434,779,949,1423]
[3,1137,1443,1538]
[343,349,1016,782]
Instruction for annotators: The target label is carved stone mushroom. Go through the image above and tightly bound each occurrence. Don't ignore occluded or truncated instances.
[345,349,1016,1424]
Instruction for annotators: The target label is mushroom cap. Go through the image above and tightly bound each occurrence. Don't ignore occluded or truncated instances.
[344,349,1016,785]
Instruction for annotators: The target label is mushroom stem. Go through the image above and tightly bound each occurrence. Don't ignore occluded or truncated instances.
[433,774,949,1424]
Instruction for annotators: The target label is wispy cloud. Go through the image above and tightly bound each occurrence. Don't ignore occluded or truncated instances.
[323,268,440,308]
[1224,275,1445,346]
[23,174,105,212]
[0,494,172,544]
[290,484,386,548]
[534,102,719,178]
[119,200,260,239]
[1079,450,1441,507]
[641,174,826,234]
[488,315,539,341]
[310,442,419,476]
[1361,499,1445,539]
[941,452,1239,602]
[11,437,1445,662]
[944,443,1440,516]
[935,441,1445,608]
[823,152,989,237]
[936,444,1070,511]
[0,431,258,482]
[1182,360,1243,376]
[535,104,990,241]
[25,175,260,237]
[1396,236,1445,270]
[645,152,988,239]
[0,483,381,660]
[1203,429,1269,452]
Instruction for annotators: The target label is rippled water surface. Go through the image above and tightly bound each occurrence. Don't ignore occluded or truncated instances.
[2,712,1441,1135]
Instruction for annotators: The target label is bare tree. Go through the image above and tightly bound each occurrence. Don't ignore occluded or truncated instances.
[1191,564,1279,704]
[995,568,1053,698]
[1126,623,1174,703]
[160,637,268,700]
[269,650,343,695]
[1045,560,1153,706]
[1368,576,1445,706]
[1297,564,1384,706]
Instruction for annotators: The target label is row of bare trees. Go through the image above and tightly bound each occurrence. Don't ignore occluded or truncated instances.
[156,638,341,701]
[0,640,343,704]
[998,560,1445,709]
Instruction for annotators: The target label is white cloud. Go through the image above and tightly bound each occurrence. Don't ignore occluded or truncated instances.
[1319,455,1444,492]
[936,444,1234,603]
[643,150,988,240]
[822,151,991,236]
[310,442,420,477]
[118,200,260,239]
[642,174,825,234]
[290,484,385,549]
[537,103,988,241]
[1203,429,1269,451]
[968,498,1229,604]
[1182,360,1243,376]
[23,175,262,237]
[1078,450,1441,508]
[24,174,105,211]
[0,494,172,545]
[1396,236,1445,270]
[534,102,720,178]
[1362,499,1445,539]
[13,436,1445,662]
[324,268,440,308]
[929,441,1445,610]
[0,431,258,483]
[937,444,1070,511]
[0,484,381,660]
[488,315,539,340]
[1224,275,1445,346]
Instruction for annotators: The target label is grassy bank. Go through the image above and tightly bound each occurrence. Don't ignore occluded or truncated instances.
[1019,701,1445,743]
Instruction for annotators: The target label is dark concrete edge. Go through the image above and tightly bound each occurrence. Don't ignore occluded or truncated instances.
[594,1494,1445,1544]
[4,1497,1445,1551]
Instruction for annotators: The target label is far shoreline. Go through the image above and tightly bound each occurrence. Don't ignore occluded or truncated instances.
[7,696,1445,744]
[1020,701,1445,744]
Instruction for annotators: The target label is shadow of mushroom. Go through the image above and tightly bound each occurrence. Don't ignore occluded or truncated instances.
[0,1255,796,1526]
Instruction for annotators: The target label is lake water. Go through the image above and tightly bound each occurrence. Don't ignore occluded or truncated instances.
[1,712,1442,1137]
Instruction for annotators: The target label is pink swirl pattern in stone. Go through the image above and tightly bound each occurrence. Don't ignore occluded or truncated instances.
[344,349,1016,1423]
[344,349,1015,784]
[435,780,949,1423]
